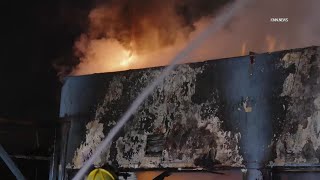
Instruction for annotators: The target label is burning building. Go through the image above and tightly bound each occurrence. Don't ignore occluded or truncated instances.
[58,46,320,179]
[52,0,320,179]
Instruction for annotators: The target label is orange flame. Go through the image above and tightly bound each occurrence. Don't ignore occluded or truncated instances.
[265,35,277,52]
[241,42,247,55]
[64,0,320,77]
[119,50,135,67]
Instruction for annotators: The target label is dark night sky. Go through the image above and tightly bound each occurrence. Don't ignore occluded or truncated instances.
[1,0,91,124]
[0,2,93,178]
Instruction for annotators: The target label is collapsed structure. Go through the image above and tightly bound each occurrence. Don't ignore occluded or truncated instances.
[59,46,320,179]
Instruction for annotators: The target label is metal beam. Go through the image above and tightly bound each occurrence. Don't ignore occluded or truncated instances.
[49,128,59,180]
[0,144,25,180]
[10,155,50,161]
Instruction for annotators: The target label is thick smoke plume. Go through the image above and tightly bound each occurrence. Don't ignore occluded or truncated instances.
[71,0,320,75]
[72,0,231,75]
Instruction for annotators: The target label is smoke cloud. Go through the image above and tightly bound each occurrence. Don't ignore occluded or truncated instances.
[71,0,232,75]
[191,0,320,61]
[70,0,320,76]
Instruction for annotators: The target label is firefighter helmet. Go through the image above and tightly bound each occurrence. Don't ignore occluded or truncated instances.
[86,168,115,180]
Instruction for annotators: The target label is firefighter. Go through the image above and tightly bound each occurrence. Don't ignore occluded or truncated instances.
[86,165,118,180]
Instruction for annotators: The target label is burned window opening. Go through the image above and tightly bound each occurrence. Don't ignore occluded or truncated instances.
[145,134,165,156]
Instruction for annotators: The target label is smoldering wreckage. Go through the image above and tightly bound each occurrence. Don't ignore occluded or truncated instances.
[56,46,320,179]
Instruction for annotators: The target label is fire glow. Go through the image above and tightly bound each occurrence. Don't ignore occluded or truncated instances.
[69,0,320,76]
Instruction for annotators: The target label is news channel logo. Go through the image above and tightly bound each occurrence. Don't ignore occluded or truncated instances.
[270,18,289,22]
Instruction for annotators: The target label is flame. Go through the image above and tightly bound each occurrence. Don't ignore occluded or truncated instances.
[101,41,134,71]
[73,39,141,75]
[238,35,289,56]
[65,0,319,77]
[241,42,247,55]
[119,50,135,67]
[265,35,277,52]
[73,26,188,75]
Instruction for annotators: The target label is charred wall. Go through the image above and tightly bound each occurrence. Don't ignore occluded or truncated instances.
[59,46,320,172]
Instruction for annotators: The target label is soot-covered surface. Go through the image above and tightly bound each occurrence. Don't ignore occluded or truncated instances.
[60,46,320,171]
